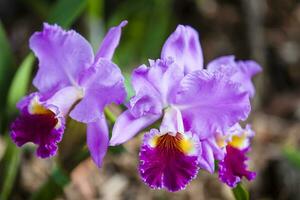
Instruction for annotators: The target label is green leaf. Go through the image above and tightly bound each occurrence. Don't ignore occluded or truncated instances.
[0,136,21,200]
[6,54,35,114]
[0,21,15,130]
[283,147,300,169]
[232,183,249,200]
[47,0,87,28]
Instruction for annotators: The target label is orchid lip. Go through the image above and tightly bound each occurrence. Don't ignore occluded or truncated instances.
[139,130,200,192]
[11,96,65,158]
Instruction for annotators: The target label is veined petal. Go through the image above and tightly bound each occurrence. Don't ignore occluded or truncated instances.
[87,115,109,168]
[139,129,200,192]
[110,110,161,146]
[30,23,94,94]
[95,20,127,60]
[175,70,251,139]
[10,93,65,158]
[70,59,126,123]
[161,25,204,74]
[207,56,262,98]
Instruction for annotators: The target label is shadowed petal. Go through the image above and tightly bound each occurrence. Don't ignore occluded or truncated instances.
[70,59,126,123]
[95,20,127,60]
[175,70,251,139]
[87,115,109,167]
[110,110,161,146]
[30,23,94,94]
[161,25,203,74]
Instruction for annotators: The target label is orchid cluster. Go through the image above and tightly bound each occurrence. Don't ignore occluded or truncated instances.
[10,21,261,192]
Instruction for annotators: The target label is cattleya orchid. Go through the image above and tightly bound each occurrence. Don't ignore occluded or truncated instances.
[111,25,261,191]
[10,21,127,167]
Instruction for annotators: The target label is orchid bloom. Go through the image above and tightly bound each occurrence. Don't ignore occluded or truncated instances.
[111,25,260,191]
[10,21,127,167]
[217,124,256,187]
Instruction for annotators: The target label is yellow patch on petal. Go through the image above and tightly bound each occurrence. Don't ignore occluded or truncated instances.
[180,137,196,155]
[229,133,248,149]
[29,101,52,115]
[149,135,159,147]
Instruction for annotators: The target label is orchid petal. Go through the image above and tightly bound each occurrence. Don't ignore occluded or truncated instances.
[175,70,251,138]
[207,56,262,98]
[161,25,203,73]
[198,140,215,173]
[95,20,127,60]
[87,115,109,167]
[132,59,183,105]
[30,23,94,94]
[70,59,126,123]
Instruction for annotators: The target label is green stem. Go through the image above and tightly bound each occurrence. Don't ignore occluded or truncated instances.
[232,183,249,200]
[104,107,117,123]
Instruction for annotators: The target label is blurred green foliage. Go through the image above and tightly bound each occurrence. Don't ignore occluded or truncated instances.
[0,22,15,132]
[283,147,300,170]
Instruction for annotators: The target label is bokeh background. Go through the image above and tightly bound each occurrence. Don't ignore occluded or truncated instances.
[0,0,300,199]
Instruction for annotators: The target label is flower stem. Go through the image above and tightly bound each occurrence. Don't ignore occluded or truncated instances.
[104,107,117,123]
[232,183,249,200]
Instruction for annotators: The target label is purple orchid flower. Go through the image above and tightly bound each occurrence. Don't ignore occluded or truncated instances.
[10,21,127,167]
[217,124,256,187]
[111,25,258,191]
